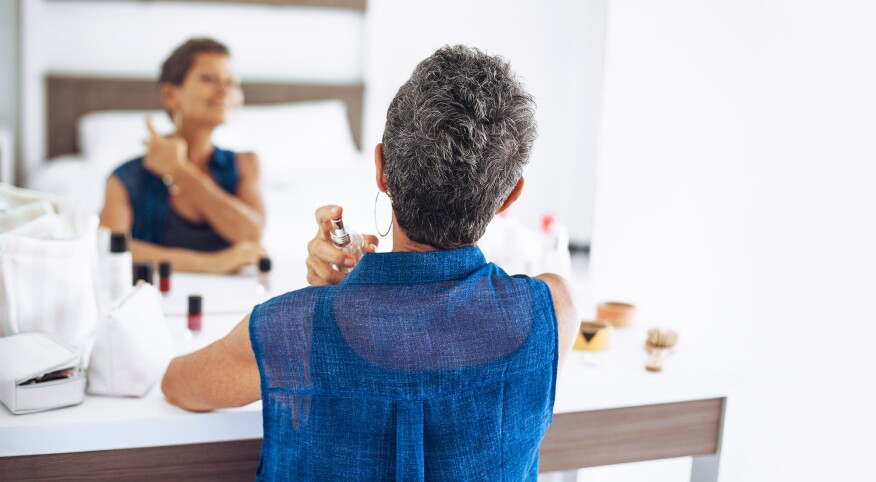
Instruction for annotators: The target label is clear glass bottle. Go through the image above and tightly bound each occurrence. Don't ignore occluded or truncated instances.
[103,232,133,306]
[540,213,572,279]
[330,218,365,273]
[256,257,272,294]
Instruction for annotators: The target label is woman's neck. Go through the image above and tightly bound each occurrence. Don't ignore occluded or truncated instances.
[390,215,437,252]
[176,124,214,168]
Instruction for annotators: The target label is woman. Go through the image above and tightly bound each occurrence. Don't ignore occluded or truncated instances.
[162,46,578,480]
[100,38,265,273]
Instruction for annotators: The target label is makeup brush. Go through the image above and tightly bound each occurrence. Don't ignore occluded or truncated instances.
[645,328,678,372]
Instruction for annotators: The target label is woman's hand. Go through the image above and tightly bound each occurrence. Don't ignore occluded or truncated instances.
[208,240,266,274]
[142,117,187,178]
[306,205,378,286]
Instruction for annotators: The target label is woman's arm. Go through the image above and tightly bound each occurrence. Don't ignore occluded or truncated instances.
[169,152,265,244]
[162,314,261,411]
[535,273,579,377]
[99,175,264,274]
[130,238,264,274]
[142,120,265,244]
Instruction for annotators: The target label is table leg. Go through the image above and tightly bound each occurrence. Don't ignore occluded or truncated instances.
[690,452,720,482]
[691,395,726,482]
[561,470,578,482]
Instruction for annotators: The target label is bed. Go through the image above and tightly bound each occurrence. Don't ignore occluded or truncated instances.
[28,74,379,261]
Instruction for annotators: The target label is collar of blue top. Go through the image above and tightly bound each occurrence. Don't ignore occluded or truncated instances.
[341,245,488,285]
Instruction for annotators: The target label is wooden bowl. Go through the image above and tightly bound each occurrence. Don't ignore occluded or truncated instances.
[596,302,636,328]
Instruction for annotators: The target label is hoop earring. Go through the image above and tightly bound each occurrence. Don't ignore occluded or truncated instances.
[374,190,393,238]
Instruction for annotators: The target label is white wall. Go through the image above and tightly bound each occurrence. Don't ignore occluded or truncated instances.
[0,0,20,183]
[365,0,606,243]
[592,0,876,480]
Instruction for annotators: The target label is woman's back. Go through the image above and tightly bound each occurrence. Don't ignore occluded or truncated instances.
[250,247,558,481]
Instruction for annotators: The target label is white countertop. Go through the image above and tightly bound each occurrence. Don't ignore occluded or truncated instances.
[0,261,738,457]
[160,258,308,316]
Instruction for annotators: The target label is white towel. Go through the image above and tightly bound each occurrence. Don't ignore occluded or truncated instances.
[0,185,99,355]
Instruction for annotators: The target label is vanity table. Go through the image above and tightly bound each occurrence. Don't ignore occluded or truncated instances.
[0,265,732,481]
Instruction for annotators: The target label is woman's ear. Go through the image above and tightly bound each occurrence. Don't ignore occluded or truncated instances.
[497,177,525,214]
[375,143,389,193]
[160,82,180,116]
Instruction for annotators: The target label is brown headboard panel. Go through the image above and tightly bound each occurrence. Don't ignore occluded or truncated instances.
[46,75,365,158]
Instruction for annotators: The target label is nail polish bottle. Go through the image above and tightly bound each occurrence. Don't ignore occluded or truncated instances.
[133,261,154,286]
[257,257,271,293]
[330,218,364,273]
[159,261,172,296]
[188,295,202,333]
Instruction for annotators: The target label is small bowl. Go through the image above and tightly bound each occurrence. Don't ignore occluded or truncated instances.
[573,320,611,352]
[596,301,636,328]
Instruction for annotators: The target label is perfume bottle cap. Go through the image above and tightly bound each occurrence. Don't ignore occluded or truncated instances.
[110,232,129,253]
[330,219,351,246]
[188,295,202,315]
[258,257,272,273]
[159,261,172,278]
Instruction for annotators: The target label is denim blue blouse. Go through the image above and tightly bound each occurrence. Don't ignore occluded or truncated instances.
[250,246,558,481]
[111,147,238,251]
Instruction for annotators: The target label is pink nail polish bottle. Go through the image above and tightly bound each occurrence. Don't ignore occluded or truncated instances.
[188,295,202,333]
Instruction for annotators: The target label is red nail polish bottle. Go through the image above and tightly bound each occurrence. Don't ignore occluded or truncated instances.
[188,295,202,332]
[159,261,172,295]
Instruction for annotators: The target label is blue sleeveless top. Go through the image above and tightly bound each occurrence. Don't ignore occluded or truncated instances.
[250,246,558,481]
[111,147,238,251]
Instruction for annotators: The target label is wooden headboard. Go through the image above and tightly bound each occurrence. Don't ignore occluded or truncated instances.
[45,75,365,158]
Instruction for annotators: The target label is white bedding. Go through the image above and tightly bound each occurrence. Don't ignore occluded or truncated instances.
[29,154,378,261]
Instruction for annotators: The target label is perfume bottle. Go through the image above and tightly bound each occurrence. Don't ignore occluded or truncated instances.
[330,218,365,273]
[540,214,572,279]
[103,232,133,306]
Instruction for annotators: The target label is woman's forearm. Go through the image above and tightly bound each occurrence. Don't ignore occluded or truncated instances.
[172,163,264,243]
[130,239,215,273]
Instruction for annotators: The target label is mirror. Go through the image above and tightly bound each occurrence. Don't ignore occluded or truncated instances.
[17,0,605,283]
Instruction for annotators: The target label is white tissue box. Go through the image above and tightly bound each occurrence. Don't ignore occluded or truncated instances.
[0,332,86,415]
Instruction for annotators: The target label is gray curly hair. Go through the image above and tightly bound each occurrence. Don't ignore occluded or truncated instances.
[382,45,538,249]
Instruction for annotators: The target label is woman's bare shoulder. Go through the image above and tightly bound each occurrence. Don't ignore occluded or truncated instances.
[235,152,260,171]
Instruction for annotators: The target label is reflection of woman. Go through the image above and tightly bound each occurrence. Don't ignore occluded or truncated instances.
[100,38,265,273]
[162,46,578,479]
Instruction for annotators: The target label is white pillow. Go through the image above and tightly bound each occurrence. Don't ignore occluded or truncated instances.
[76,100,361,185]
[28,155,108,217]
[214,100,361,184]
[260,159,376,260]
[78,109,171,174]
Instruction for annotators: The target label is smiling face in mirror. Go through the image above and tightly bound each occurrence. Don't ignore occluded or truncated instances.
[161,53,243,130]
